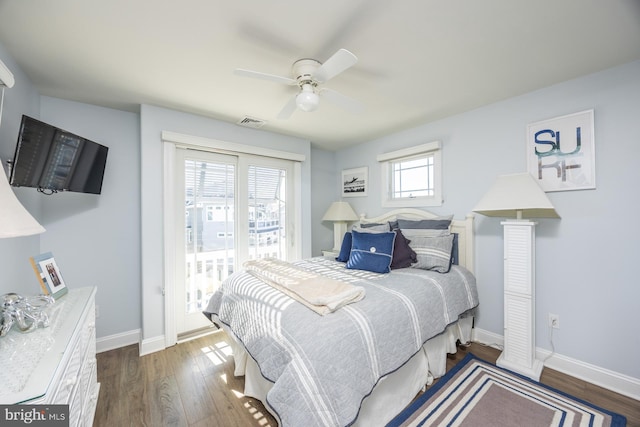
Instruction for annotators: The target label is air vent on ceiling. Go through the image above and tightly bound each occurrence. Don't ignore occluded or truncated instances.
[237,116,267,129]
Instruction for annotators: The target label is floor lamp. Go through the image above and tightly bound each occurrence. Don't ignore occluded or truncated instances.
[473,173,559,381]
[322,201,358,252]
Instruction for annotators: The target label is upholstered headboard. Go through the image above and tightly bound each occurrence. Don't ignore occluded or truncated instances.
[357,208,475,274]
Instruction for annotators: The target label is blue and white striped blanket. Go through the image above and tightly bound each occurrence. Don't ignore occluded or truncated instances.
[204,257,478,427]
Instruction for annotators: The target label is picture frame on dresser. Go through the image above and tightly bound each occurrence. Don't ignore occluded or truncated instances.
[29,252,68,299]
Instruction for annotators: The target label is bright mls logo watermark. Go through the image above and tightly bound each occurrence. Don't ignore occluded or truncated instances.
[1,405,69,426]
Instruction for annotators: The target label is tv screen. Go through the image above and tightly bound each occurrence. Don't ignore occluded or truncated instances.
[9,115,109,194]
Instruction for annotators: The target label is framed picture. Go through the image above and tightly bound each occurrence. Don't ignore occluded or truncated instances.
[526,109,595,192]
[341,167,368,197]
[29,252,68,299]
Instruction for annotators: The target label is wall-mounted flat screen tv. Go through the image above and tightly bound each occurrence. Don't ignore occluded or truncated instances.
[9,115,109,194]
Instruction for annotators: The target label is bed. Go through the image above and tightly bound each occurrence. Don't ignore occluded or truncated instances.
[204,208,478,427]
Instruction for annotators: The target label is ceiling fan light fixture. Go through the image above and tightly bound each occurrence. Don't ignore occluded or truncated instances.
[296,84,320,112]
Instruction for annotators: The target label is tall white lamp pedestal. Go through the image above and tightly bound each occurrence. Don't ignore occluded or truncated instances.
[331,221,348,252]
[497,219,543,381]
[497,352,543,381]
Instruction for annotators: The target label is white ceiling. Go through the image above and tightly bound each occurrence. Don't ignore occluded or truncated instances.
[0,0,639,151]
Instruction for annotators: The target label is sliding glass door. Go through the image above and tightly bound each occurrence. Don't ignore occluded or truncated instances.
[175,148,296,336]
[176,150,236,334]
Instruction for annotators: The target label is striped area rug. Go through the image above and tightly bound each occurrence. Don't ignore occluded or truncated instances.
[387,353,626,427]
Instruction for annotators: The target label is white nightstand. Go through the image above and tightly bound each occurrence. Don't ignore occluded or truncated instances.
[322,249,339,258]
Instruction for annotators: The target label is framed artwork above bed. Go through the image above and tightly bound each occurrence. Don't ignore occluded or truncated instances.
[526,109,595,192]
[341,167,368,197]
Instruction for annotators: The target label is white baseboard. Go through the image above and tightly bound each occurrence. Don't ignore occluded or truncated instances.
[139,335,166,356]
[472,327,504,350]
[96,329,140,353]
[472,327,640,401]
[96,330,167,356]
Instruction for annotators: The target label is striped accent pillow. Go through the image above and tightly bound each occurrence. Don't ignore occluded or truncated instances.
[408,234,455,273]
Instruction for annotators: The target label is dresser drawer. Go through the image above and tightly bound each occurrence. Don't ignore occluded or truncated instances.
[83,381,100,427]
[68,372,84,427]
[80,363,99,427]
[74,337,97,426]
[51,303,95,405]
[51,338,84,404]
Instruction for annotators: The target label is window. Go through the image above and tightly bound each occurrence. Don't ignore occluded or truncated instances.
[378,141,442,207]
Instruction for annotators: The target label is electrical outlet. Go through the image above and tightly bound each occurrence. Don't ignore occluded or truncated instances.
[548,313,560,329]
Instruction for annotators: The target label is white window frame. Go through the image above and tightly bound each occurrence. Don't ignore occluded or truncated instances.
[377,141,442,208]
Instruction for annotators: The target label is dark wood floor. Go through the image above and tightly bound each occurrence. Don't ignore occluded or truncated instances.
[94,331,640,426]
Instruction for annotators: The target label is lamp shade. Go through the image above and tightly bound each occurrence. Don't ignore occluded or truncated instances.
[472,173,560,219]
[0,163,45,238]
[322,201,358,222]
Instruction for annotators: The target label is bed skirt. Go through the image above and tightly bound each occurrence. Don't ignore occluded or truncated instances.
[219,315,474,426]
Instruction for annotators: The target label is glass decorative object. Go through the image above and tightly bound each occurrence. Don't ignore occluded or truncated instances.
[0,293,55,337]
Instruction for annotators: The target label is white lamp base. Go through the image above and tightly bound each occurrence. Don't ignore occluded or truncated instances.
[496,353,543,381]
[499,219,543,382]
[332,221,348,252]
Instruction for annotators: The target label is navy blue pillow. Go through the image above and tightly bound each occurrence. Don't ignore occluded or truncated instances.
[390,228,417,269]
[347,230,396,273]
[451,233,459,265]
[335,232,352,262]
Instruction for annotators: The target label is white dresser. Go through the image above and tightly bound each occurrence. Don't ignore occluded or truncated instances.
[0,287,100,427]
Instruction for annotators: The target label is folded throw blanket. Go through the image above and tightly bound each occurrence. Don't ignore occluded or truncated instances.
[243,258,365,315]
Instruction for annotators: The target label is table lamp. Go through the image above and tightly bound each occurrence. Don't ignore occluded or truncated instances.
[322,201,358,252]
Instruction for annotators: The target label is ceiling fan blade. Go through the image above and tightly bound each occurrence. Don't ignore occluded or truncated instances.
[233,68,297,85]
[320,88,363,114]
[314,49,358,83]
[277,95,298,120]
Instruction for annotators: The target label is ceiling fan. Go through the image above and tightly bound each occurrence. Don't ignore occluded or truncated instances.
[234,48,363,119]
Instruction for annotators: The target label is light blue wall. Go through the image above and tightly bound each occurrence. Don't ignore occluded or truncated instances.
[310,147,338,255]
[333,61,640,379]
[139,104,312,342]
[38,97,141,339]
